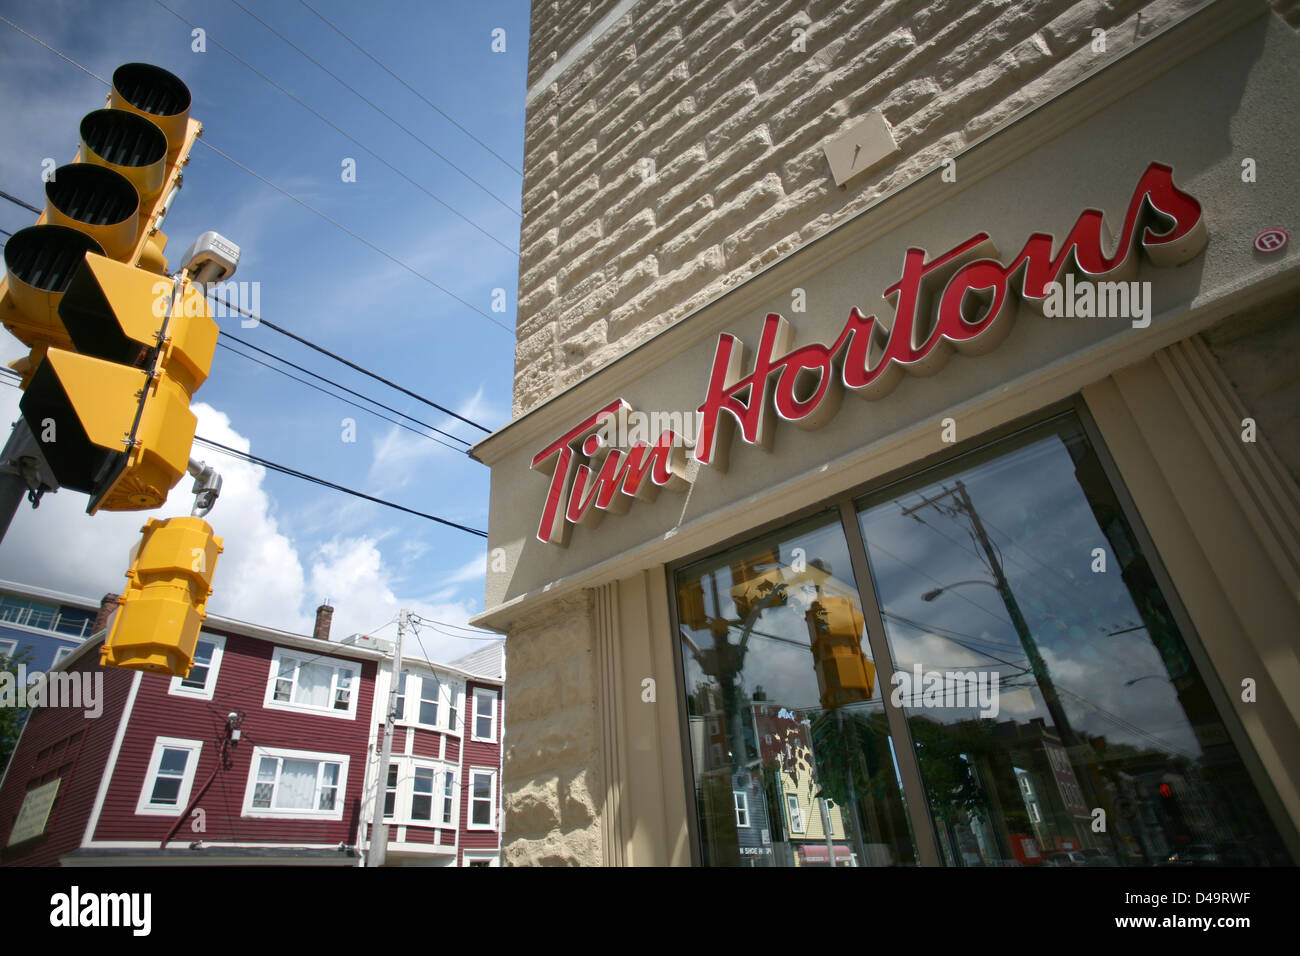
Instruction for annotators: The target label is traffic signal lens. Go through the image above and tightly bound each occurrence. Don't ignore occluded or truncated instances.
[111,63,192,159]
[80,108,167,203]
[2,225,105,347]
[45,163,140,261]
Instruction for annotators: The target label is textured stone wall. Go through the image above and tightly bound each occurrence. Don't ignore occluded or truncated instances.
[513,0,1224,416]
[501,591,604,865]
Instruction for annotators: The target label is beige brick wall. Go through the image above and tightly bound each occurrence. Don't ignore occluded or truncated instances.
[501,592,603,865]
[512,0,1233,416]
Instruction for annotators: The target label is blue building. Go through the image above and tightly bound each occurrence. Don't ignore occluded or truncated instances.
[0,580,100,672]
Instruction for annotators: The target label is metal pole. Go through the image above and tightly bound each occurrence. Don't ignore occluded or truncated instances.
[368,609,406,867]
[0,419,57,545]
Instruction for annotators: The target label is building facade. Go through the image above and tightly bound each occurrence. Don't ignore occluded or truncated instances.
[474,0,1300,866]
[365,642,505,867]
[0,598,505,867]
[0,580,98,672]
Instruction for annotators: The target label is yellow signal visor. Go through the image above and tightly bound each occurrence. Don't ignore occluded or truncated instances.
[102,516,223,678]
[19,348,145,495]
[99,371,197,513]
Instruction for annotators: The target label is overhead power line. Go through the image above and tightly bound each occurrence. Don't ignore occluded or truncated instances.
[214,340,470,454]
[193,435,488,537]
[217,329,471,446]
[225,0,521,217]
[0,15,518,338]
[207,291,494,433]
[0,188,41,215]
[151,0,520,256]
[196,140,515,335]
[298,0,523,176]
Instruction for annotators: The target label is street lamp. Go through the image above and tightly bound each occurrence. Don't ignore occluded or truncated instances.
[921,579,997,602]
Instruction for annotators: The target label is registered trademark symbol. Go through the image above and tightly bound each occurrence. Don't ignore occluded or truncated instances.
[1253,228,1288,253]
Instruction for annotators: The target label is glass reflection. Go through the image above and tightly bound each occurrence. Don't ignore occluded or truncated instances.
[677,513,916,867]
[857,414,1290,866]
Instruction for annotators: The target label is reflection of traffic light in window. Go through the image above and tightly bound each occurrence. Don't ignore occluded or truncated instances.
[806,596,875,710]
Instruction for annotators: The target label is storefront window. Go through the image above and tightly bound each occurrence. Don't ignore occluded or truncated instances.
[856,414,1290,866]
[676,513,918,867]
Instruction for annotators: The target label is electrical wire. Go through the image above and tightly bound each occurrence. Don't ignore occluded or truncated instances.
[206,291,493,432]
[298,0,522,176]
[0,15,518,338]
[150,0,520,257]
[225,0,521,217]
[214,340,470,454]
[216,331,471,446]
[0,188,41,215]
[196,140,515,335]
[193,435,487,537]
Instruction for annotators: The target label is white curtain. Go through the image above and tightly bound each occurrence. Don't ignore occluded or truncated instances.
[276,759,318,809]
[295,661,334,708]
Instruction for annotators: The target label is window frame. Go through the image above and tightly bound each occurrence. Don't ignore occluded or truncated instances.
[241,746,350,821]
[733,790,750,828]
[0,638,17,659]
[383,757,458,827]
[169,632,226,700]
[667,397,1300,867]
[136,737,204,817]
[263,647,362,720]
[51,646,75,667]
[467,768,497,831]
[394,669,463,735]
[785,793,805,834]
[471,687,498,742]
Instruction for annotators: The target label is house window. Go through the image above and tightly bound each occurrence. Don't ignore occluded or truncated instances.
[469,769,496,829]
[419,679,440,726]
[169,634,225,699]
[394,670,409,720]
[472,688,497,742]
[51,646,75,667]
[786,794,804,834]
[243,747,349,819]
[395,671,461,733]
[383,763,398,820]
[0,638,17,659]
[264,648,361,719]
[411,767,436,821]
[136,737,203,816]
[441,771,455,826]
[734,791,749,828]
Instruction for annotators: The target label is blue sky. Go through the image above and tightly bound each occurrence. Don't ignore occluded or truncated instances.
[0,0,529,656]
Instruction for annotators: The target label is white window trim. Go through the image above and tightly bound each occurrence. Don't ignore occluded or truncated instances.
[734,790,750,828]
[0,638,17,658]
[51,646,75,667]
[461,851,499,867]
[786,793,805,834]
[467,767,497,831]
[394,669,463,736]
[241,746,350,821]
[136,737,204,817]
[471,687,498,742]
[383,757,458,827]
[168,633,226,700]
[263,647,361,720]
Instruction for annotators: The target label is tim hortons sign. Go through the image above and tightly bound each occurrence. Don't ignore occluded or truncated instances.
[530,162,1207,546]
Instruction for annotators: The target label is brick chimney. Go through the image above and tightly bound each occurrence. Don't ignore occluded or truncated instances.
[313,602,334,642]
[92,593,120,634]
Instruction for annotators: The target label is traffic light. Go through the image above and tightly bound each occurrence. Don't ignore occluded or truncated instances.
[19,254,216,512]
[1,62,198,380]
[806,596,875,710]
[0,63,213,514]
[102,515,223,677]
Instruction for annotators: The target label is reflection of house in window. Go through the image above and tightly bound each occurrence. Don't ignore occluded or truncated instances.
[733,791,749,827]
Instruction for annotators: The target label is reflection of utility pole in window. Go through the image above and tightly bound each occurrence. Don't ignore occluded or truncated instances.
[906,480,1127,863]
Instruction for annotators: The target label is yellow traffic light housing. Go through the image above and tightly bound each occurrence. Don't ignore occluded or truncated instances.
[102,515,223,677]
[807,596,876,710]
[19,253,217,513]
